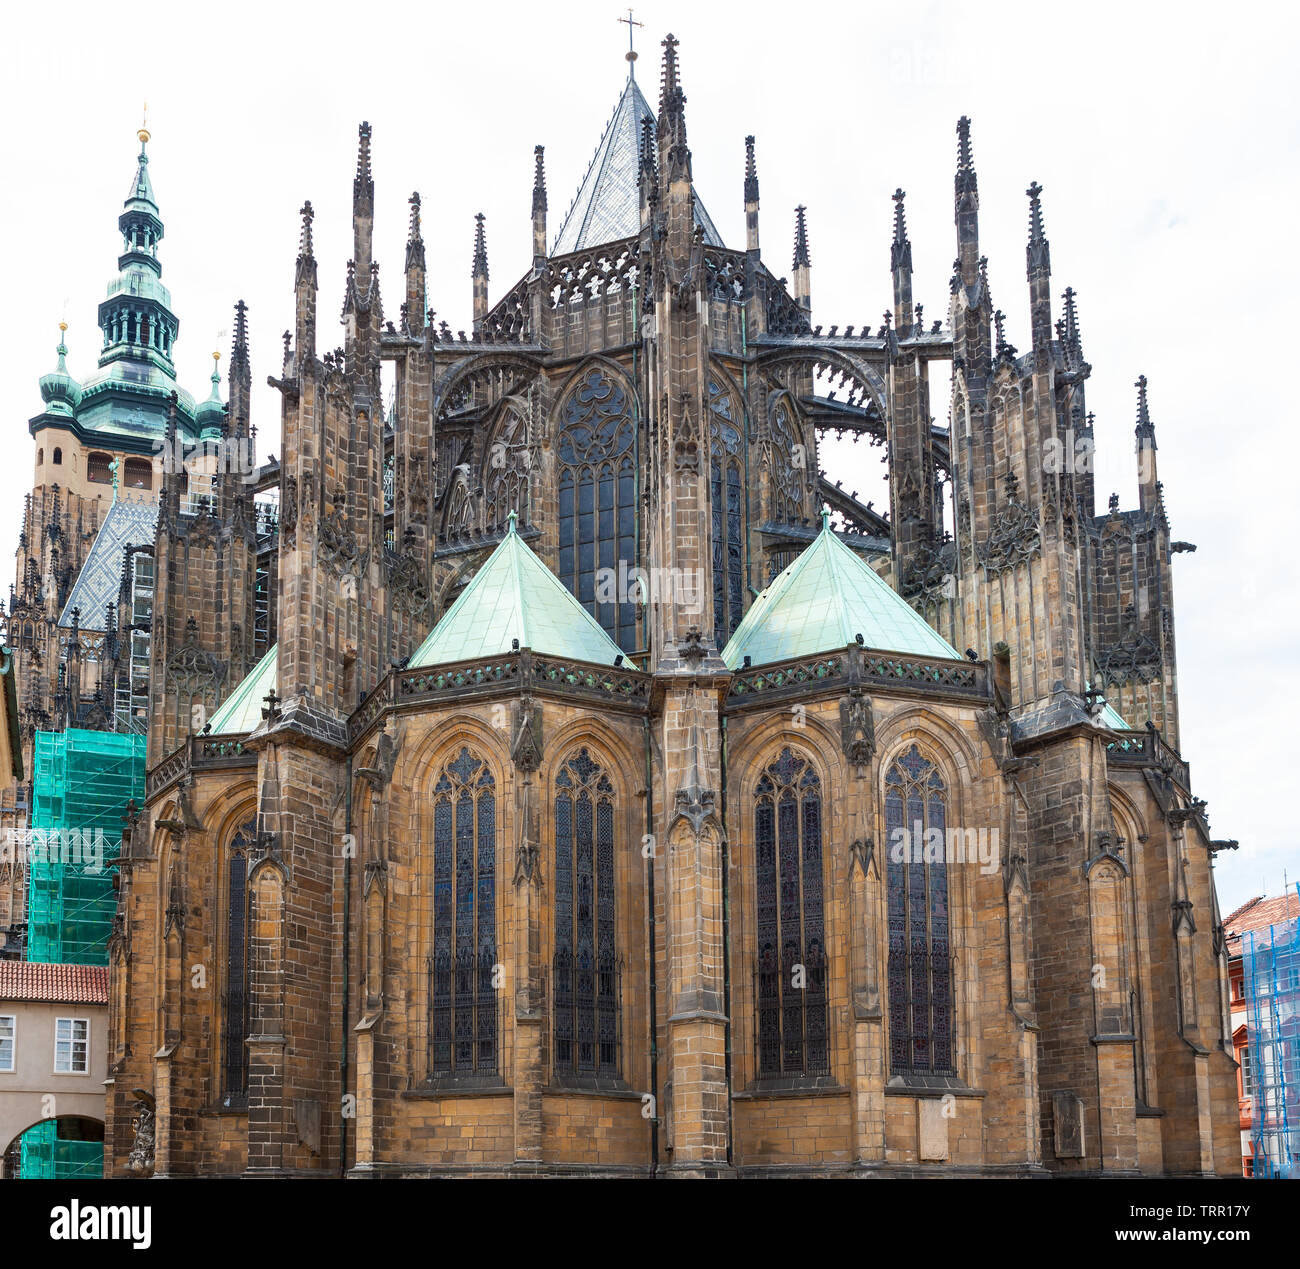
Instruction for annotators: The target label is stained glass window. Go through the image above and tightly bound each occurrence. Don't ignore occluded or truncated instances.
[222,816,257,1105]
[557,368,637,652]
[429,748,498,1078]
[755,747,828,1077]
[709,379,746,646]
[554,748,619,1077]
[885,744,955,1076]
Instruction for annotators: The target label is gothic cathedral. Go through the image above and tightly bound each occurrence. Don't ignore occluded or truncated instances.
[54,34,1240,1176]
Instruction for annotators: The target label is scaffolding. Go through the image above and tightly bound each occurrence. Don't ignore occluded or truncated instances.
[17,1118,103,1179]
[26,729,145,965]
[1244,883,1300,1178]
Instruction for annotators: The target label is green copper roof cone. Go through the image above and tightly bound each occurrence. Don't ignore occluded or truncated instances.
[208,645,278,735]
[721,511,962,668]
[410,513,624,668]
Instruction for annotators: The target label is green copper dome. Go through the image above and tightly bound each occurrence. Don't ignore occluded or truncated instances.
[721,512,962,668]
[410,514,625,668]
[38,328,82,417]
[194,356,225,437]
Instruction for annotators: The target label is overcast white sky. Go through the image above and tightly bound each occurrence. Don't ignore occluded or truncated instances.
[1,0,1296,913]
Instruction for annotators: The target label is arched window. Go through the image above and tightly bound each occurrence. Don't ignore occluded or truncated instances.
[429,748,497,1078]
[557,368,637,652]
[885,745,955,1076]
[222,816,257,1105]
[484,408,530,528]
[37,448,43,466]
[124,458,152,490]
[553,748,618,1078]
[709,379,746,646]
[87,452,113,484]
[755,747,828,1077]
[770,399,806,524]
[52,447,63,466]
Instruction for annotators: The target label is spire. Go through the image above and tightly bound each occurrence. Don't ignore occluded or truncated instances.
[353,122,375,286]
[744,135,760,253]
[472,213,489,326]
[98,124,177,375]
[1025,181,1052,351]
[891,188,914,333]
[532,147,548,263]
[954,116,981,289]
[793,205,811,313]
[227,299,251,445]
[1061,285,1083,366]
[403,192,424,269]
[403,193,426,333]
[354,121,374,215]
[295,201,318,355]
[1134,375,1160,513]
[657,33,691,183]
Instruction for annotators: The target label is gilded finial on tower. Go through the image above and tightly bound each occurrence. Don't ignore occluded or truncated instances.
[138,101,150,146]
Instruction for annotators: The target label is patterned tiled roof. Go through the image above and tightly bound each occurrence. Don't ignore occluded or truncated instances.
[1225,891,1300,953]
[0,961,109,1005]
[59,494,157,631]
[551,72,723,256]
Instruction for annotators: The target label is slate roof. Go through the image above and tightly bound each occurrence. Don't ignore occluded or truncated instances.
[58,495,157,631]
[410,515,624,668]
[721,514,962,669]
[0,961,109,1005]
[551,72,723,256]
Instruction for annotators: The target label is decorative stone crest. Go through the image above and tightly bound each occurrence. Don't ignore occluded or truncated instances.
[839,687,875,769]
[511,697,543,772]
[977,473,1040,572]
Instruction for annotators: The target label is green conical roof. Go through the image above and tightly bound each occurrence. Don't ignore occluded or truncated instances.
[722,513,962,668]
[410,515,624,668]
[208,645,277,735]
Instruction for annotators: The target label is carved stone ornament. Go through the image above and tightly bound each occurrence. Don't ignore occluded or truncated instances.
[511,698,543,772]
[165,617,224,693]
[673,781,718,837]
[848,836,877,879]
[840,688,876,768]
[1095,632,1162,687]
[513,838,540,888]
[977,492,1040,572]
[678,626,707,667]
[126,1090,156,1177]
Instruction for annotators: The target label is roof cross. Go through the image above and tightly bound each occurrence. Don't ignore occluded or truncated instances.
[619,8,643,71]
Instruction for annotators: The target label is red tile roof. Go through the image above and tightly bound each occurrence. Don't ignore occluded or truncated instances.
[0,961,108,1005]
[1225,892,1300,954]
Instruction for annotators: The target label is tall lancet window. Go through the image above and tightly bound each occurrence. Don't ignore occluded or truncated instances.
[553,749,618,1078]
[885,745,955,1076]
[222,816,257,1106]
[429,748,498,1078]
[557,368,637,652]
[709,379,745,646]
[755,747,829,1077]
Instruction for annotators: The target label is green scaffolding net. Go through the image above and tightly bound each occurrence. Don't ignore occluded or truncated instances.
[26,729,146,966]
[17,1118,104,1180]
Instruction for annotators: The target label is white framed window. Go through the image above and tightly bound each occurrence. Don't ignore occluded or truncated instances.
[0,1014,14,1071]
[1240,1045,1254,1096]
[54,1017,89,1074]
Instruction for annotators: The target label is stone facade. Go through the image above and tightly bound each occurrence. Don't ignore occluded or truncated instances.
[98,34,1239,1177]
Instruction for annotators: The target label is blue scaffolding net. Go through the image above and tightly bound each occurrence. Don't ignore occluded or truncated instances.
[1244,883,1300,1178]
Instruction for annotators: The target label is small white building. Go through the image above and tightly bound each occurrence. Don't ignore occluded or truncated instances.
[0,961,108,1177]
